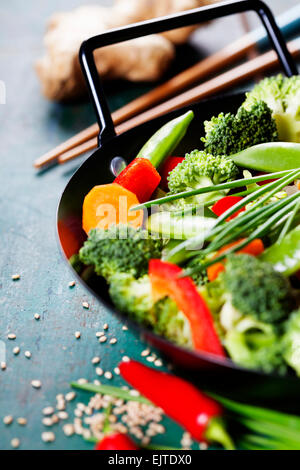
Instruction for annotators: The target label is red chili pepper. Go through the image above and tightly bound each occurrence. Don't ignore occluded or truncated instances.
[159,156,185,191]
[212,196,245,220]
[149,260,225,357]
[114,158,161,203]
[95,432,139,450]
[119,360,234,449]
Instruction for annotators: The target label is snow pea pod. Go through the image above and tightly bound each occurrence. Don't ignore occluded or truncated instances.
[136,110,194,168]
[231,142,300,172]
[260,225,300,276]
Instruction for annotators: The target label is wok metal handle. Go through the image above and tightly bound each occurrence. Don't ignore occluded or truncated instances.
[79,0,298,147]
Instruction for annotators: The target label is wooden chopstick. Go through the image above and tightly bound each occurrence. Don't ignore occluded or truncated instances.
[35,32,260,169]
[58,39,300,165]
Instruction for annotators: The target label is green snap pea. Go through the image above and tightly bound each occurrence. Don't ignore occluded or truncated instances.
[231,142,300,172]
[136,110,194,168]
[260,225,300,276]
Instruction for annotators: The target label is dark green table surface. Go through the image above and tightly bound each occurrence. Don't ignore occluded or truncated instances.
[0,0,298,450]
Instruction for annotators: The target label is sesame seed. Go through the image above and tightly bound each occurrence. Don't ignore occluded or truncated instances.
[12,274,20,281]
[103,323,109,330]
[65,391,76,402]
[43,407,54,416]
[24,351,31,359]
[77,378,88,385]
[8,333,16,340]
[69,281,76,288]
[93,379,101,386]
[31,380,42,389]
[141,349,150,357]
[56,401,65,411]
[96,367,103,376]
[34,313,40,320]
[75,331,81,339]
[130,390,140,397]
[42,417,53,427]
[41,432,55,443]
[91,356,101,365]
[104,371,113,380]
[96,331,104,338]
[1,362,6,371]
[82,302,89,309]
[11,438,20,448]
[146,356,155,363]
[99,336,107,343]
[56,394,64,400]
[3,415,13,425]
[114,367,120,375]
[63,424,75,437]
[77,403,86,412]
[122,356,130,362]
[17,417,27,426]
[109,338,117,345]
[74,409,83,418]
[122,325,128,331]
[154,359,163,367]
[51,415,59,424]
[13,346,20,355]
[58,411,68,420]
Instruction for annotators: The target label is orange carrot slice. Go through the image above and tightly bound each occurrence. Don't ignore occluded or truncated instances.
[82,183,144,234]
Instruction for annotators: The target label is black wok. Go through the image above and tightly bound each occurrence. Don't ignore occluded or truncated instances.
[57,0,300,410]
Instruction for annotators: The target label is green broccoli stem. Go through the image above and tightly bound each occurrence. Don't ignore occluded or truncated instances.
[136,110,194,169]
[204,417,235,450]
[131,169,293,211]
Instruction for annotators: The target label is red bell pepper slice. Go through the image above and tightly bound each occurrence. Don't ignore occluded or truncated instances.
[159,156,184,191]
[95,433,139,450]
[149,259,225,357]
[115,157,161,203]
[212,196,246,220]
[119,360,234,448]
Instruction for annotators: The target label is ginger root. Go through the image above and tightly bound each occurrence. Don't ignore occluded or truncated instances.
[36,0,218,102]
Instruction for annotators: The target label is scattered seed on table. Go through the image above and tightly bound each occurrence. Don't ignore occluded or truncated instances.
[93,379,101,386]
[43,407,54,416]
[74,409,83,418]
[51,415,59,424]
[17,417,27,426]
[122,325,128,331]
[82,302,89,309]
[42,432,55,443]
[63,424,75,437]
[12,274,20,281]
[96,331,104,338]
[56,400,65,411]
[114,367,120,375]
[77,378,88,385]
[91,356,101,365]
[25,351,31,359]
[141,349,150,357]
[77,403,86,412]
[146,356,155,363]
[8,333,16,340]
[42,417,53,427]
[3,415,13,425]
[104,371,113,380]
[109,338,117,345]
[11,438,20,448]
[96,367,103,377]
[68,281,76,288]
[65,391,76,402]
[31,380,42,389]
[75,331,81,339]
[99,336,107,343]
[122,356,130,362]
[154,359,163,367]
[58,411,68,420]
[103,323,109,330]
[130,390,140,397]
[34,313,40,320]
[13,347,20,355]
[1,362,7,370]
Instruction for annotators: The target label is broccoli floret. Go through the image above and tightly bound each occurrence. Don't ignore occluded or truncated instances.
[224,318,286,374]
[167,150,238,208]
[109,273,192,347]
[79,225,163,281]
[222,254,295,324]
[242,74,300,143]
[282,309,300,376]
[201,100,278,156]
[184,255,208,287]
